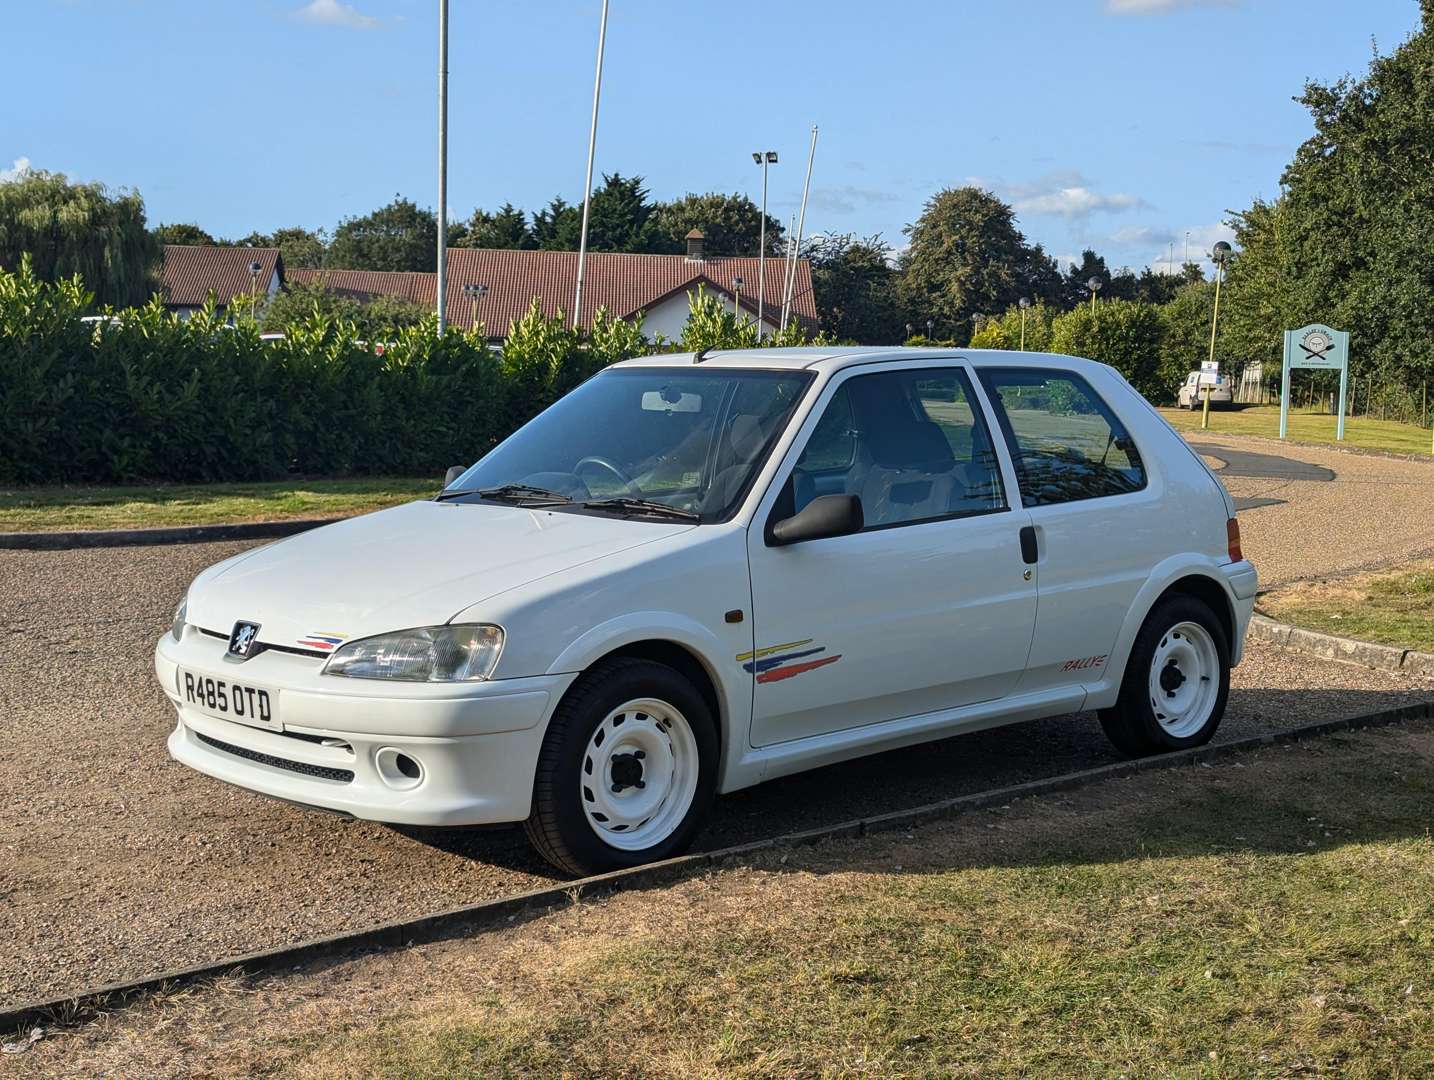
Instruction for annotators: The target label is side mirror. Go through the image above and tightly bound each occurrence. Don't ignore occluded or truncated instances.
[444,465,466,488]
[769,494,864,546]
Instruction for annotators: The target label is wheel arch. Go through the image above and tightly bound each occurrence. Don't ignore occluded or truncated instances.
[547,615,741,775]
[1094,561,1239,707]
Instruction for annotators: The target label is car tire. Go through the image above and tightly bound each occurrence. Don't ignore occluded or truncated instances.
[524,657,718,877]
[1099,594,1230,758]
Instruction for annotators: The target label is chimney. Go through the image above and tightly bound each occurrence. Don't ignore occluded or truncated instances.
[685,229,705,261]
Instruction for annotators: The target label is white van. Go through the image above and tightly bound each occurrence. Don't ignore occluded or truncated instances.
[157,348,1257,874]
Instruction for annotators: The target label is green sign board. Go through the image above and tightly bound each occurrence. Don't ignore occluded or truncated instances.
[1281,323,1350,440]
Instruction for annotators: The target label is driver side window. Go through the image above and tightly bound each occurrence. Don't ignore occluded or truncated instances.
[788,367,1007,528]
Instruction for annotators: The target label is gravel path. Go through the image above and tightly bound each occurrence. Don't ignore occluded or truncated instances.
[1197,433,1434,587]
[4,475,1433,1007]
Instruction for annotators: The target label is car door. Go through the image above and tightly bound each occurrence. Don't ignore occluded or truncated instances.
[975,366,1158,695]
[744,361,1038,747]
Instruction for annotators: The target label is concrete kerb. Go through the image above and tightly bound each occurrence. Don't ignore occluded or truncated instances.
[1248,612,1434,676]
[5,698,1432,1038]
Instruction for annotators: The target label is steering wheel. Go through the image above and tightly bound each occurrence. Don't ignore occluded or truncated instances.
[573,456,642,497]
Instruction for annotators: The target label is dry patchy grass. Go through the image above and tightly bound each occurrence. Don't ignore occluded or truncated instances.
[19,725,1434,1079]
[1263,561,1434,653]
[0,477,436,532]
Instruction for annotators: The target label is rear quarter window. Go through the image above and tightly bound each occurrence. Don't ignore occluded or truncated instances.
[977,368,1146,507]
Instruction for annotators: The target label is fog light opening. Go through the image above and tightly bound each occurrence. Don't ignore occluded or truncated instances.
[375,747,424,790]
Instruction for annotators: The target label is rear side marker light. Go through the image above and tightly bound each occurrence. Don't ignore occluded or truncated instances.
[1227,518,1243,562]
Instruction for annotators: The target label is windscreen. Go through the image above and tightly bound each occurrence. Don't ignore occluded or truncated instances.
[451,367,811,522]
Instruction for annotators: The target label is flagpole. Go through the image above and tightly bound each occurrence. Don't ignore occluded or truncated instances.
[572,0,610,330]
[435,0,449,333]
[781,124,817,331]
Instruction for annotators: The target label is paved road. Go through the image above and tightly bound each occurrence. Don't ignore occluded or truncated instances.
[4,532,1433,1008]
[1195,434,1434,587]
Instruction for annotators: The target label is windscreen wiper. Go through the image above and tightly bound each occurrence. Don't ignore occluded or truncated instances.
[581,497,700,522]
[436,483,573,505]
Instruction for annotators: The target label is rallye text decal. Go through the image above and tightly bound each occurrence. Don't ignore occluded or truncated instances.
[736,639,843,683]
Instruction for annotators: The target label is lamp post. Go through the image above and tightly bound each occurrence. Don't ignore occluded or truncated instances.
[462,282,488,332]
[751,150,777,340]
[1019,296,1031,351]
[731,275,743,325]
[248,260,262,321]
[1202,240,1233,431]
[1087,276,1102,312]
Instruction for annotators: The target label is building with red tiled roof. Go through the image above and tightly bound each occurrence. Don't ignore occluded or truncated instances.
[289,233,817,340]
[161,244,282,316]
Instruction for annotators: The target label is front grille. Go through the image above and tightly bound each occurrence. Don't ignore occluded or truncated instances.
[196,732,354,783]
[198,627,327,660]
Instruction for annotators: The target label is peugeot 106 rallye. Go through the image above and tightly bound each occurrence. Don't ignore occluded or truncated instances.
[157,347,1258,875]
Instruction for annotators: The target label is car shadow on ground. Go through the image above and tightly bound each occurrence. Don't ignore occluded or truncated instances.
[392,684,1434,878]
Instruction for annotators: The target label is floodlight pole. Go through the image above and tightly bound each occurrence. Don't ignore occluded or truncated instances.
[436,0,449,334]
[753,151,776,341]
[572,0,610,331]
[1019,297,1031,351]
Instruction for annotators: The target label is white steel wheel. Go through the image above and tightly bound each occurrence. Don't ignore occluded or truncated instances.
[579,697,700,852]
[1147,620,1220,738]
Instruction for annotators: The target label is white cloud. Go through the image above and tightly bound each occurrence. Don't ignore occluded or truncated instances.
[294,0,379,29]
[1115,222,1237,272]
[0,156,32,182]
[1016,186,1146,218]
[1106,0,1234,14]
[980,171,1148,220]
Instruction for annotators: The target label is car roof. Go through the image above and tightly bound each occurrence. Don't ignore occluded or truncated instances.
[611,346,1112,376]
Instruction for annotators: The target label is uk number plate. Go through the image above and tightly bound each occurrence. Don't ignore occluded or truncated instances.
[180,669,278,728]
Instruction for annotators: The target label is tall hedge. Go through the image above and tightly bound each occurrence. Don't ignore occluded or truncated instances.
[0,263,639,485]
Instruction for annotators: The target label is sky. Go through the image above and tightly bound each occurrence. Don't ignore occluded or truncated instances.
[4,0,1422,274]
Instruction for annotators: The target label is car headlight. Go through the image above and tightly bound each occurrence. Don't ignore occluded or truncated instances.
[322,624,504,682]
[171,597,188,642]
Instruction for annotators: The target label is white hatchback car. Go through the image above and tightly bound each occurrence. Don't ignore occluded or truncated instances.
[158,348,1257,875]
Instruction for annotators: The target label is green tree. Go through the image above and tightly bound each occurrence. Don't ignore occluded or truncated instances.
[582,173,660,253]
[1050,299,1167,402]
[327,196,438,272]
[453,202,534,249]
[807,233,904,343]
[897,187,1058,342]
[532,196,582,251]
[1223,1,1434,419]
[968,302,1056,353]
[261,279,427,338]
[0,170,160,308]
[243,226,328,268]
[648,192,783,256]
[1159,279,1219,393]
[154,223,217,246]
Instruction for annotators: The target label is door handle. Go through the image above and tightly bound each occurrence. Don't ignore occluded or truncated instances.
[1019,525,1038,565]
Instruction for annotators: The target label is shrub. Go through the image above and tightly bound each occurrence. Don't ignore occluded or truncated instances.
[0,262,646,485]
[1050,300,1166,402]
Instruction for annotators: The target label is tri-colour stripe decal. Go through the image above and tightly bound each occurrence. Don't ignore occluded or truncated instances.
[296,632,346,653]
[737,638,843,683]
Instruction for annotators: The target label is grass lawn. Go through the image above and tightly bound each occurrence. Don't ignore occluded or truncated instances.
[0,477,438,532]
[26,723,1434,1079]
[1160,404,1433,456]
[1262,562,1434,654]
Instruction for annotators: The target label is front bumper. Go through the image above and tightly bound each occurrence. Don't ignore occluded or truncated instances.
[156,627,574,826]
